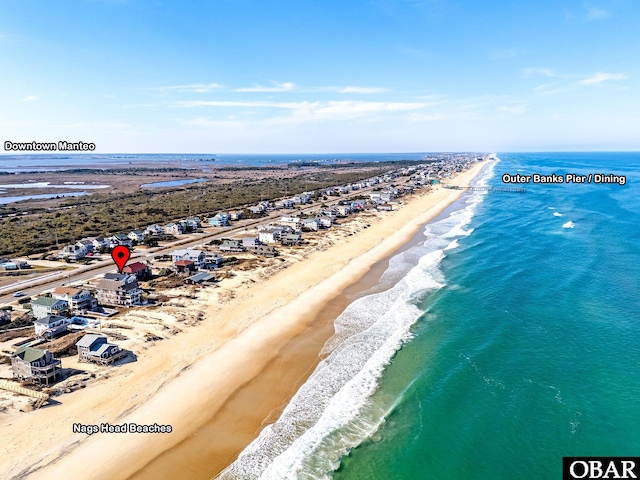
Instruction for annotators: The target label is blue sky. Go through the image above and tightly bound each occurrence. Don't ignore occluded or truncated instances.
[0,0,638,153]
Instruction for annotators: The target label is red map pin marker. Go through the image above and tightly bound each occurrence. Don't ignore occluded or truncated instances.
[111,245,131,273]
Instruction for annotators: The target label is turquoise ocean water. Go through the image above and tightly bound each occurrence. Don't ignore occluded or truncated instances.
[220,152,639,480]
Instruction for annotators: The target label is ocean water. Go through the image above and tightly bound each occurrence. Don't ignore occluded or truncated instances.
[219,152,639,480]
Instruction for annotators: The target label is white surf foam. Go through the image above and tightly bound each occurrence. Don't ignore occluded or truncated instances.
[562,221,575,229]
[217,160,497,480]
[553,212,563,217]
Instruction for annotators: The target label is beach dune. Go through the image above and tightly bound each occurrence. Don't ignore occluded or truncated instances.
[0,160,487,480]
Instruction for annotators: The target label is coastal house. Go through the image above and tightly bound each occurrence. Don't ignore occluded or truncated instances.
[204,253,224,269]
[315,217,332,229]
[248,245,278,257]
[91,236,110,252]
[242,237,262,249]
[185,217,202,229]
[109,233,133,249]
[281,232,303,246]
[0,309,10,326]
[128,230,146,244]
[76,334,127,365]
[257,226,284,244]
[185,272,215,285]
[302,218,319,232]
[229,211,243,221]
[144,224,164,236]
[11,347,61,385]
[219,239,245,253]
[96,273,142,306]
[274,199,295,209]
[122,261,152,280]
[174,260,197,274]
[172,249,206,268]
[164,223,185,235]
[335,205,351,217]
[60,243,87,261]
[248,204,266,215]
[34,315,72,339]
[31,297,69,319]
[377,203,394,211]
[52,287,97,313]
[208,213,230,227]
[280,216,302,230]
[76,239,95,254]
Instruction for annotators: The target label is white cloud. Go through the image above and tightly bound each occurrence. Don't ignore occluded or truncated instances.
[22,96,37,101]
[586,6,611,21]
[175,99,436,125]
[523,68,558,78]
[576,72,626,86]
[337,86,387,94]
[497,104,528,115]
[144,83,224,93]
[234,81,296,92]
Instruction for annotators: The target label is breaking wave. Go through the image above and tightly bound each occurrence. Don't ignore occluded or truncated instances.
[217,160,496,480]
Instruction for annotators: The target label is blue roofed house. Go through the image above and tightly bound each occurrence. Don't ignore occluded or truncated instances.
[208,213,230,227]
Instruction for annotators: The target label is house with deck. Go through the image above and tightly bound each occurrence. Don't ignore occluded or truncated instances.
[208,213,230,227]
[52,287,97,313]
[257,226,284,244]
[91,236,110,252]
[34,315,72,339]
[174,260,197,274]
[280,217,302,230]
[96,273,142,306]
[122,261,152,280]
[128,230,146,244]
[219,239,245,253]
[302,218,319,232]
[31,297,69,320]
[164,222,185,235]
[109,233,133,249]
[76,334,127,365]
[60,243,87,261]
[185,272,215,285]
[144,224,164,236]
[11,347,61,385]
[76,239,95,254]
[172,249,206,268]
[281,232,303,246]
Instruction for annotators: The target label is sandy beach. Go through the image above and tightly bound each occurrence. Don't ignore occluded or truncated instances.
[0,160,487,480]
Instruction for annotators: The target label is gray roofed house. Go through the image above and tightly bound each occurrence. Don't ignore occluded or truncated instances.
[34,314,71,339]
[185,272,215,284]
[76,334,127,365]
